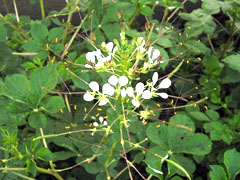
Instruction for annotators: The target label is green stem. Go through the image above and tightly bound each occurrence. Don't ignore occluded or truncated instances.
[62,0,80,44]
[0,167,63,180]
[39,0,45,19]
[60,13,89,59]
[219,2,238,59]
[13,0,20,22]
[3,0,9,13]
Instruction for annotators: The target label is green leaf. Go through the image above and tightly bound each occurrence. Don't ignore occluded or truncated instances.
[30,65,58,105]
[52,151,75,162]
[205,110,220,120]
[203,55,222,75]
[31,23,48,41]
[147,114,211,155]
[101,23,120,41]
[180,133,212,155]
[27,159,37,177]
[189,112,211,121]
[0,24,7,42]
[157,38,173,48]
[140,6,153,16]
[36,147,54,161]
[204,122,233,144]
[224,149,240,180]
[1,74,30,103]
[29,112,47,128]
[202,0,221,14]
[168,154,195,178]
[209,165,227,180]
[184,40,210,55]
[41,96,65,113]
[48,27,65,42]
[22,40,42,52]
[222,54,240,73]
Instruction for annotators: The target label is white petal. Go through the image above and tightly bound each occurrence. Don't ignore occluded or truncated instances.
[93,122,99,127]
[157,93,169,99]
[95,49,102,61]
[85,64,93,69]
[89,81,99,91]
[102,83,115,96]
[106,42,114,52]
[159,78,171,89]
[148,165,163,175]
[119,76,128,86]
[121,88,127,97]
[83,92,94,101]
[147,47,153,61]
[103,121,107,126]
[99,98,109,106]
[126,87,134,97]
[113,46,118,54]
[152,49,160,60]
[108,75,119,86]
[86,52,96,63]
[152,72,158,86]
[99,116,104,123]
[142,90,152,99]
[132,99,140,107]
[135,82,145,95]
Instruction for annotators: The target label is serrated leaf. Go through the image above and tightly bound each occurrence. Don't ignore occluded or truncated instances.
[42,96,65,113]
[0,24,7,42]
[189,112,211,121]
[31,23,48,41]
[30,65,58,105]
[222,54,240,72]
[22,40,42,52]
[48,27,64,42]
[209,165,227,180]
[29,112,47,128]
[27,159,37,177]
[36,147,54,161]
[224,149,240,180]
[1,74,30,104]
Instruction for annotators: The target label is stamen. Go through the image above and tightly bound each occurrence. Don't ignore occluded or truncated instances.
[74,105,77,110]
[60,108,64,113]
[64,126,71,129]
[156,124,160,128]
[84,107,87,113]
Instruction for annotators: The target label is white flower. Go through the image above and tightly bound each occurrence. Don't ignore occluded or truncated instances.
[85,42,118,69]
[93,116,107,127]
[125,82,150,107]
[149,72,172,99]
[83,92,94,101]
[83,81,115,106]
[119,76,128,86]
[147,47,162,65]
[108,75,118,86]
[89,81,99,91]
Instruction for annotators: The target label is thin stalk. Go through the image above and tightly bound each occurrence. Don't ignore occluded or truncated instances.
[12,52,38,56]
[13,0,20,23]
[219,2,238,59]
[3,0,9,13]
[62,0,80,44]
[33,128,104,141]
[207,35,216,55]
[39,0,45,19]
[40,128,63,180]
[60,13,89,59]
[166,0,188,23]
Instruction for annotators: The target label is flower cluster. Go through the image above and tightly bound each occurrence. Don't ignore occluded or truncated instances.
[83,72,171,107]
